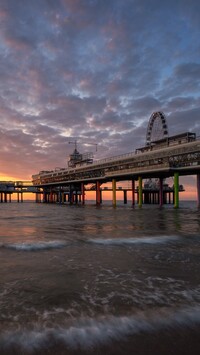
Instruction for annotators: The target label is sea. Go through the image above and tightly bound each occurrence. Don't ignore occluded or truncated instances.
[0,200,200,355]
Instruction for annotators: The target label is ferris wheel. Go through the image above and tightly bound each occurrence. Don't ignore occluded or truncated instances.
[146,111,169,146]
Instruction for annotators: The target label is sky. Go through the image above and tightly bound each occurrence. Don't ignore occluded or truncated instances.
[0,0,200,197]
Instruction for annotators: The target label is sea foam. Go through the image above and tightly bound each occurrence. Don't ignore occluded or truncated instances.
[0,306,200,351]
[88,235,179,246]
[0,240,67,251]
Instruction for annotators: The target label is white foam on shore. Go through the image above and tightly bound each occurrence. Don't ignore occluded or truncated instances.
[0,241,67,251]
[88,235,179,246]
[0,306,200,351]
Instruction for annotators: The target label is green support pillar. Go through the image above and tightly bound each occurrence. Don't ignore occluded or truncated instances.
[112,179,116,207]
[174,172,179,208]
[138,176,143,208]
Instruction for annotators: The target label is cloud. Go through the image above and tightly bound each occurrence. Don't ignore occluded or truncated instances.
[0,0,199,189]
[167,107,200,135]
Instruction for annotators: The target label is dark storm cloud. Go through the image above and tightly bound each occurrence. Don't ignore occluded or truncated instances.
[0,0,200,179]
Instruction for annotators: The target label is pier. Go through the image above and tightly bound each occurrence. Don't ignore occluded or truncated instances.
[32,110,200,208]
[2,112,200,208]
[0,181,39,203]
[0,180,184,206]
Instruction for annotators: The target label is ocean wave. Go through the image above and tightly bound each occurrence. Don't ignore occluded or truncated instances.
[88,235,179,246]
[0,306,200,351]
[0,240,67,251]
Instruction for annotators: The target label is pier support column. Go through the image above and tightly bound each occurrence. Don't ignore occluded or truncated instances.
[163,191,167,204]
[174,172,179,208]
[58,188,61,204]
[159,177,163,208]
[75,191,78,204]
[50,190,53,203]
[197,174,200,208]
[112,179,116,207]
[132,179,135,206]
[96,181,101,205]
[62,192,65,204]
[53,193,56,203]
[138,176,143,208]
[81,183,85,205]
[123,190,127,204]
[100,189,102,204]
[69,188,74,204]
[45,191,48,203]
[36,193,41,203]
